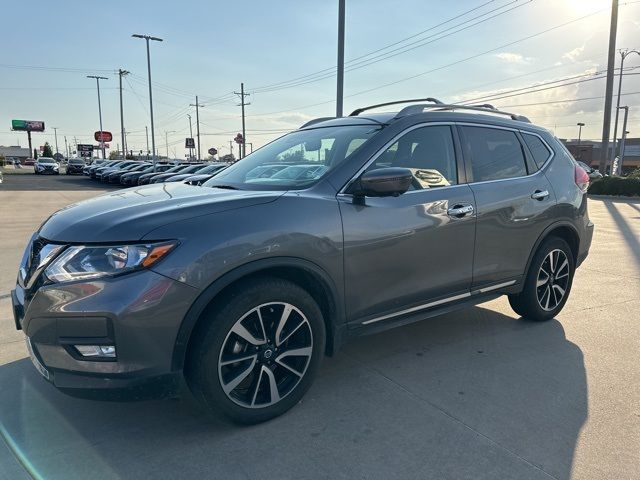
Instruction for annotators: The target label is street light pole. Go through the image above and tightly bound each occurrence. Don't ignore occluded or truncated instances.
[336,0,345,117]
[576,122,585,160]
[87,75,108,159]
[132,34,163,163]
[610,49,640,166]
[165,130,175,159]
[145,126,149,160]
[617,106,629,175]
[52,127,59,157]
[118,69,130,159]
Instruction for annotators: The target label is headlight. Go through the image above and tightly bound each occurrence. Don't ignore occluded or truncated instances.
[44,242,177,283]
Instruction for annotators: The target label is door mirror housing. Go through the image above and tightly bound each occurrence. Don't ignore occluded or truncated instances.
[350,168,413,197]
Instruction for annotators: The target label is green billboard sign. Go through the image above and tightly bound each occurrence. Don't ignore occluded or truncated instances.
[11,120,45,132]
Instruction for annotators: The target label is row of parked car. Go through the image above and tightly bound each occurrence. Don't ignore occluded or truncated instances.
[81,160,228,186]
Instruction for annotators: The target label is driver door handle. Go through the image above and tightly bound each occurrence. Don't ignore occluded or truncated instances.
[447,204,474,218]
[531,189,549,200]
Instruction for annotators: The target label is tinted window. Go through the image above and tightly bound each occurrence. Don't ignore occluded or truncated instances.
[522,133,551,169]
[462,126,527,182]
[367,125,457,189]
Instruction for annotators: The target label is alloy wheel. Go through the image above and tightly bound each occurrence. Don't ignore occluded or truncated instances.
[218,302,313,408]
[536,249,570,311]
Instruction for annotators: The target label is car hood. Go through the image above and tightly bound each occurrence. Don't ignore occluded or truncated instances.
[39,183,283,242]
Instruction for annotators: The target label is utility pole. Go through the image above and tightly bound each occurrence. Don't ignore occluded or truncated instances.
[165,130,175,159]
[145,126,149,160]
[611,49,640,166]
[617,106,629,175]
[190,96,205,160]
[132,34,163,163]
[598,0,618,174]
[336,0,345,117]
[52,127,59,157]
[187,114,194,160]
[118,69,130,159]
[64,136,69,159]
[229,140,234,159]
[87,75,108,159]
[234,83,250,158]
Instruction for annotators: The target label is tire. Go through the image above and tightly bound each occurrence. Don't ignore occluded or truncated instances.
[509,237,575,321]
[186,277,325,424]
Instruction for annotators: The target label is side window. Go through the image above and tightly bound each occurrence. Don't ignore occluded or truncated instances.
[522,133,552,170]
[368,125,458,189]
[462,126,528,182]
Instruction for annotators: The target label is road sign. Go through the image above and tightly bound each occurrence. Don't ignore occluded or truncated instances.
[94,131,112,142]
[11,120,45,132]
[185,137,195,148]
[77,144,94,157]
[234,133,244,144]
[208,147,218,156]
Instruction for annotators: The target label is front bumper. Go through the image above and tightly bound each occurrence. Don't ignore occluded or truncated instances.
[13,268,200,400]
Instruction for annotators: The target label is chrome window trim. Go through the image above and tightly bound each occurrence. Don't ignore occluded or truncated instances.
[339,121,556,195]
[338,122,459,195]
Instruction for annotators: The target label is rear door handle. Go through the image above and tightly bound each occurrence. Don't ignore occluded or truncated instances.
[531,190,549,200]
[447,204,474,218]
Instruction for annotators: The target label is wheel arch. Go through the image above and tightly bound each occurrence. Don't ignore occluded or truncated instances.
[171,257,345,372]
[524,221,580,279]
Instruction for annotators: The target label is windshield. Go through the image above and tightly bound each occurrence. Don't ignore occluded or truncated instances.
[202,125,381,190]
[163,164,190,174]
[38,157,56,164]
[70,159,84,164]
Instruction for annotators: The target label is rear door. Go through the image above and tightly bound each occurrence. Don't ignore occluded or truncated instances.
[340,124,476,325]
[458,124,556,289]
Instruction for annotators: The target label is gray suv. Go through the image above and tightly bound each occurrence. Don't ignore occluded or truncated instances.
[12,99,594,424]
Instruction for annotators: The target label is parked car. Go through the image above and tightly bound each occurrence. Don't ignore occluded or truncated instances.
[66,158,86,175]
[150,163,204,183]
[120,164,172,186]
[576,160,603,181]
[247,164,329,184]
[23,158,35,166]
[165,163,227,183]
[12,99,594,424]
[34,157,59,175]
[183,164,228,186]
[245,164,289,179]
[96,161,138,181]
[105,163,151,184]
[138,163,188,185]
[88,160,121,179]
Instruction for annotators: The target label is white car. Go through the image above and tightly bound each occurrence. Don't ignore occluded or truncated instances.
[34,157,60,175]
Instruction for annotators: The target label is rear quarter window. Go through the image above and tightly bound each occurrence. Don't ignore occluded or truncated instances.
[522,133,552,170]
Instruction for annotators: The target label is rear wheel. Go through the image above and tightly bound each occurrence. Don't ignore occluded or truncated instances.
[186,278,325,424]
[509,237,574,321]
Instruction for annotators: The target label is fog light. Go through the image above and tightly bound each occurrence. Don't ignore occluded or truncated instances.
[75,345,116,358]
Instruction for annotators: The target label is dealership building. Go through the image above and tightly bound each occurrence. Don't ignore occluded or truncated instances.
[561,138,640,175]
[0,146,31,163]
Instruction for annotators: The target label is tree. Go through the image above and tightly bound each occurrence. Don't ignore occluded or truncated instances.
[108,150,119,160]
[42,142,54,157]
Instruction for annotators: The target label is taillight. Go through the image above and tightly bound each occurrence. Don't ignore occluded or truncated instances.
[575,164,590,193]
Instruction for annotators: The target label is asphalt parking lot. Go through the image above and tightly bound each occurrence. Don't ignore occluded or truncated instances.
[0,172,638,480]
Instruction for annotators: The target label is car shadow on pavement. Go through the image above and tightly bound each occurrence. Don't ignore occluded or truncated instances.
[0,306,587,480]
[603,200,640,268]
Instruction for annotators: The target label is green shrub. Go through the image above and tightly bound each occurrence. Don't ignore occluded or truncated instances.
[628,168,640,180]
[588,176,640,196]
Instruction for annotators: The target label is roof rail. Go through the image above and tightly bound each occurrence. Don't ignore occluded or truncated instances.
[299,117,336,129]
[394,103,531,123]
[349,98,444,117]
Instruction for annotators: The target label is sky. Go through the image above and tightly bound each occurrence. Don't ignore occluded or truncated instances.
[1,0,639,159]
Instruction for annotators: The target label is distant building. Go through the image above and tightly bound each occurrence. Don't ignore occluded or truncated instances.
[0,145,30,163]
[561,138,640,174]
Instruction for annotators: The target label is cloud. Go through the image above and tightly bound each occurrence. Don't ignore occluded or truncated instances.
[562,46,585,62]
[495,52,532,64]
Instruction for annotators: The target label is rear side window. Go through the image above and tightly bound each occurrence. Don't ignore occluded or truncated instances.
[522,133,552,169]
[462,126,528,182]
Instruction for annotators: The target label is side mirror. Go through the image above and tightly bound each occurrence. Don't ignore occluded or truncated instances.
[350,167,413,197]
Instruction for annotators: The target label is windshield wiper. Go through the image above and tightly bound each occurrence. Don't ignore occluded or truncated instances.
[208,184,239,190]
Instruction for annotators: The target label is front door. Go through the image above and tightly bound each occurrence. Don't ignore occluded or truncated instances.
[339,124,476,325]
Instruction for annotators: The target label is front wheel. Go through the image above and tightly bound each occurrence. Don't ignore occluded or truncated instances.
[186,278,325,424]
[509,237,575,321]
